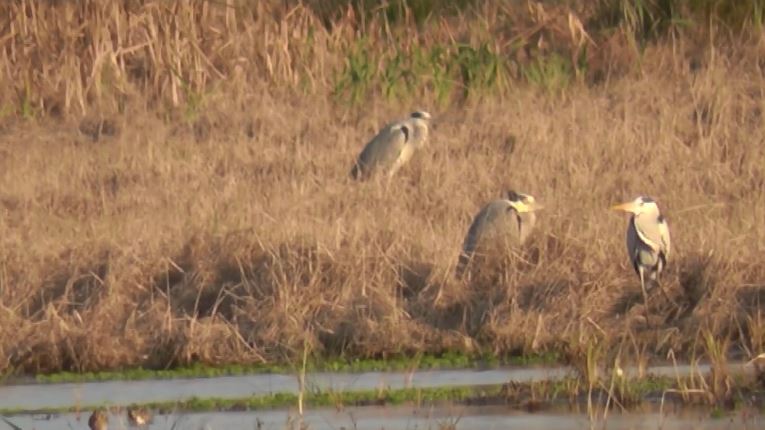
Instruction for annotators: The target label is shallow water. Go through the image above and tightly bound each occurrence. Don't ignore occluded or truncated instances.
[2,404,762,430]
[0,362,738,411]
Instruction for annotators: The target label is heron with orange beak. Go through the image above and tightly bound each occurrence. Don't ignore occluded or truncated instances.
[611,196,671,306]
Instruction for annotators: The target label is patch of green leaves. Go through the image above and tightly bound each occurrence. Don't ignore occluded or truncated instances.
[333,39,513,106]
[453,42,508,98]
[333,38,376,105]
[522,53,573,94]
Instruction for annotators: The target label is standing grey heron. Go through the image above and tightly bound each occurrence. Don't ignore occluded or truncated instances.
[611,196,671,306]
[456,190,543,278]
[350,111,432,180]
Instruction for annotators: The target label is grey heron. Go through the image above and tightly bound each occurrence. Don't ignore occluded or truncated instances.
[456,190,543,278]
[350,111,432,180]
[611,196,671,306]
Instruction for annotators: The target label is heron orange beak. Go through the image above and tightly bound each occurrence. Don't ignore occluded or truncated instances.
[610,202,636,213]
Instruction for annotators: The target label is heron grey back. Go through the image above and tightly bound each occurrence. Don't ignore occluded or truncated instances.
[456,199,530,278]
[350,122,409,180]
[350,111,432,180]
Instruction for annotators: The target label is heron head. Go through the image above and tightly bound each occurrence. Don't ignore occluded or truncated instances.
[505,190,543,212]
[611,196,660,215]
[408,111,433,144]
[410,111,432,121]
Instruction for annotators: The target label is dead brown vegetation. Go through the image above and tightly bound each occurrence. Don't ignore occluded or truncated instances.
[1,1,765,375]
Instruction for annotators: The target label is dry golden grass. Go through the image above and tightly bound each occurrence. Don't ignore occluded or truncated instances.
[1,1,765,374]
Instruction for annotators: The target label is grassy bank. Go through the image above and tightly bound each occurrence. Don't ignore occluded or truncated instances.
[1,1,765,377]
[2,371,761,416]
[0,385,496,416]
[32,351,559,384]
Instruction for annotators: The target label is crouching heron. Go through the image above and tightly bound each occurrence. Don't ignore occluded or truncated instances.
[611,196,671,306]
[456,190,543,278]
[350,111,432,180]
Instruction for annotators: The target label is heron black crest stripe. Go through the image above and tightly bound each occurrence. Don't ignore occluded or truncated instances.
[411,111,428,119]
[504,189,522,202]
[400,125,409,142]
[641,196,655,203]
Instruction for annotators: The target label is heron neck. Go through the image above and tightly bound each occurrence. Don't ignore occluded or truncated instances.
[411,120,429,147]
[518,211,536,242]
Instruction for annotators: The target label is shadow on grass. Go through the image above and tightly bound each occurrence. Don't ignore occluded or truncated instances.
[26,249,111,318]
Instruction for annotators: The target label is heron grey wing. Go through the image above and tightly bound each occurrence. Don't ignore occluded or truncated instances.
[358,124,408,167]
[626,217,641,275]
[462,200,515,253]
[462,205,491,256]
[353,123,408,178]
[657,215,670,263]
[457,205,491,278]
[457,200,519,277]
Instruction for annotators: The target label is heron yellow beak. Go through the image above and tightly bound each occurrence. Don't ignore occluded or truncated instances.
[610,202,635,213]
[514,200,543,213]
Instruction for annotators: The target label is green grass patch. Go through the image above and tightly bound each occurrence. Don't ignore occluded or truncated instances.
[32,351,561,384]
[0,385,500,416]
[0,375,683,416]
[332,39,516,105]
[522,52,574,94]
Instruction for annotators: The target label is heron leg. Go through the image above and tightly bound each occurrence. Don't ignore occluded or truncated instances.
[456,252,472,280]
[639,266,651,322]
[387,156,403,182]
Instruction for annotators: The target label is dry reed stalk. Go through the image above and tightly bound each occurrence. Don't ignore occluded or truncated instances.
[0,1,764,374]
